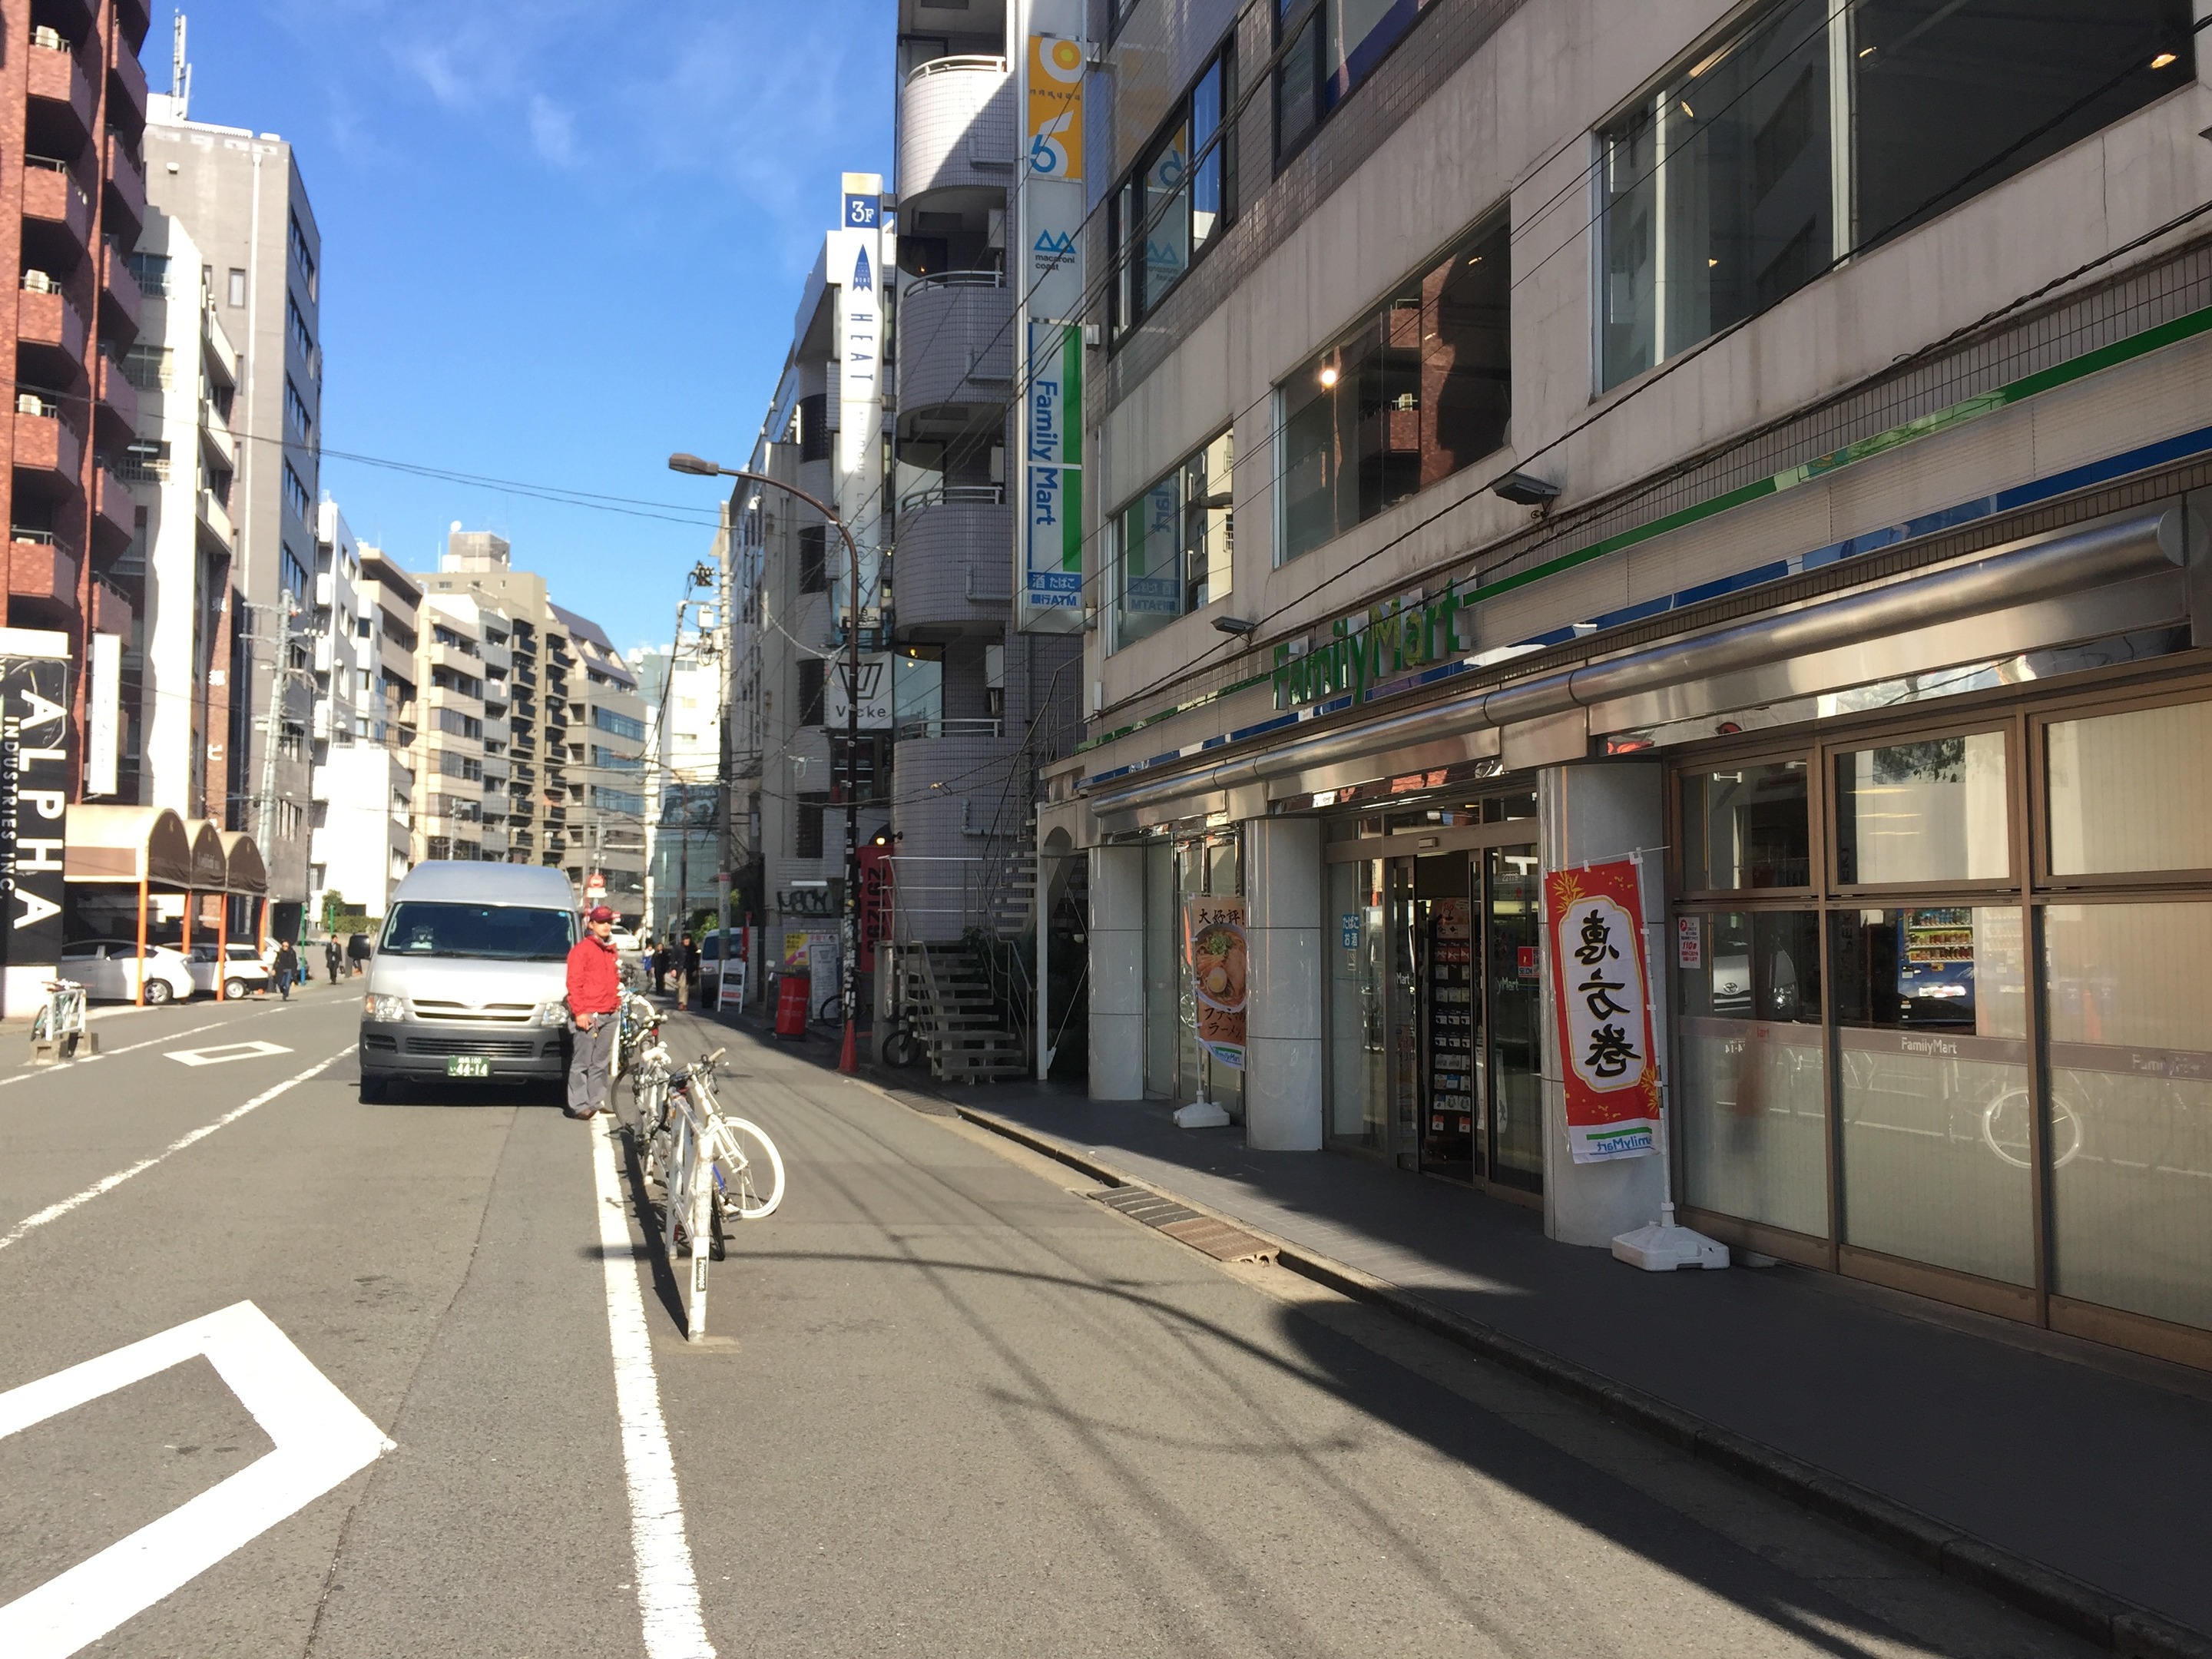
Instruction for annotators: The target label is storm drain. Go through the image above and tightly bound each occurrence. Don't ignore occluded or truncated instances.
[1089,1187,1278,1263]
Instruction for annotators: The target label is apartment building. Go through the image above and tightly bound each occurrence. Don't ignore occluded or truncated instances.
[409,589,502,865]
[559,606,647,913]
[306,503,411,922]
[131,206,237,818]
[634,641,724,939]
[1,0,151,795]
[145,68,322,932]
[1055,0,2212,1370]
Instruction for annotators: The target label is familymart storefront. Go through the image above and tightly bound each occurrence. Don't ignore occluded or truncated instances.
[1077,496,2212,1368]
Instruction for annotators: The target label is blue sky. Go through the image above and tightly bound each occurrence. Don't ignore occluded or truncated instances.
[178,1,894,652]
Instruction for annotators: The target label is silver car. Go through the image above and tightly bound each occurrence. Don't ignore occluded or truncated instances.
[358,862,578,1102]
[57,940,197,1005]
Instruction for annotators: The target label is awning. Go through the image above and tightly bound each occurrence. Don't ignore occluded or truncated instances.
[220,831,267,897]
[65,805,194,887]
[184,819,228,891]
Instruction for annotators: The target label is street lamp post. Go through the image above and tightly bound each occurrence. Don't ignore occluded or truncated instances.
[670,453,864,1075]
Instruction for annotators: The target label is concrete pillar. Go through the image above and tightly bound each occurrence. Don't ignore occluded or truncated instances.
[1088,843,1145,1100]
[1539,760,1669,1247]
[1243,816,1323,1151]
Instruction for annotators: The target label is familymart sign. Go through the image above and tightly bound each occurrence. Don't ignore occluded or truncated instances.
[1271,581,1473,712]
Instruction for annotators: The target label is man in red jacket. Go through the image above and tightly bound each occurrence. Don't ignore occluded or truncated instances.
[565,904,623,1120]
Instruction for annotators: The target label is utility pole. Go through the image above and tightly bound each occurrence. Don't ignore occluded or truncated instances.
[669,454,863,1074]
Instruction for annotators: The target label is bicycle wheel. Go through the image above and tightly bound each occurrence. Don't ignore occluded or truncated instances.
[711,1117,786,1220]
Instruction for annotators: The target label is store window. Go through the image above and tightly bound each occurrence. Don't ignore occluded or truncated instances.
[1833,732,2008,885]
[2045,902,2212,1333]
[1109,430,1232,650]
[1598,0,2193,391]
[2046,699,2212,876]
[1109,38,1235,339]
[1327,859,1388,1147]
[1676,910,1828,1238]
[1277,211,1510,564]
[1679,760,1810,890]
[1832,905,2032,1286]
[1275,0,1441,161]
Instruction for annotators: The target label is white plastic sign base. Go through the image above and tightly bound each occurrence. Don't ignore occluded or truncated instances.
[1173,1100,1230,1129]
[1612,1220,1731,1271]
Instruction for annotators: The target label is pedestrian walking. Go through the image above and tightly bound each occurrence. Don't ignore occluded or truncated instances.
[324,938,342,985]
[651,939,669,997]
[273,939,299,1002]
[565,904,622,1121]
[683,933,702,1010]
[347,932,372,976]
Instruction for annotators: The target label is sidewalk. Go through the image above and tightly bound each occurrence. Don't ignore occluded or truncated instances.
[701,998,2212,1654]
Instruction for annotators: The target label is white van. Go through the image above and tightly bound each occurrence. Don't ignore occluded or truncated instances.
[359,862,578,1102]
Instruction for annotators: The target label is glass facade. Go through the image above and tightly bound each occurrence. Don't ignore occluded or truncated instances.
[1110,432,1233,651]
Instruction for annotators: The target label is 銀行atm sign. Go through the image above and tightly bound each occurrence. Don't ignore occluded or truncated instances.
[1543,859,1661,1164]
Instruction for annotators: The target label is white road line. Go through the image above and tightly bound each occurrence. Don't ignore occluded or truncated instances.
[590,1124,717,1659]
[0,1002,300,1089]
[0,1047,356,1254]
[167,1041,293,1068]
[0,1301,392,1658]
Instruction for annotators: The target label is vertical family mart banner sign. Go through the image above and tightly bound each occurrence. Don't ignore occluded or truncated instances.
[1024,320,1083,611]
[1183,895,1247,1071]
[1544,859,1660,1164]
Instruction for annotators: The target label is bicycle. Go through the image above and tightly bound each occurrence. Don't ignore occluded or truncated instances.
[645,1046,786,1257]
[28,978,88,1062]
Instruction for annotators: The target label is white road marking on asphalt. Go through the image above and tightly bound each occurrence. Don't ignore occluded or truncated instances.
[591,1124,717,1659]
[0,1047,356,1253]
[0,1001,304,1089]
[0,1301,393,1658]
[166,1040,294,1068]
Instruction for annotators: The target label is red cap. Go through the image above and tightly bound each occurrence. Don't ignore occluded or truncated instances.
[587,905,616,922]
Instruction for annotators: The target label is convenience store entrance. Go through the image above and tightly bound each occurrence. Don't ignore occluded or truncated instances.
[1392,846,1544,1194]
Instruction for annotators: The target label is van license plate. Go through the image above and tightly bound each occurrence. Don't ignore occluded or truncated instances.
[447,1056,492,1078]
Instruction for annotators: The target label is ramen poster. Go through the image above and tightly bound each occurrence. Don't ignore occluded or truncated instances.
[1184,896,1248,1071]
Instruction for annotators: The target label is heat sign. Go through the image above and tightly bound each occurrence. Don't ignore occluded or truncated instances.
[1543,859,1661,1164]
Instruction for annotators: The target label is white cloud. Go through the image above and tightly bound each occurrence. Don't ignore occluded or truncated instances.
[528,93,578,165]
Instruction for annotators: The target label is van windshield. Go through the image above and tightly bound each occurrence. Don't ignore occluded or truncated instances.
[381,902,575,962]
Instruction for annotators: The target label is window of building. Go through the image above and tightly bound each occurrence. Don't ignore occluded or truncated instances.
[797,657,826,725]
[797,392,830,463]
[285,376,313,442]
[1597,0,2193,392]
[592,746,641,772]
[798,525,828,594]
[795,798,826,859]
[121,344,173,392]
[1275,0,1441,161]
[280,544,310,603]
[432,707,483,740]
[289,207,316,298]
[125,250,171,296]
[591,705,645,741]
[1110,38,1236,339]
[119,441,171,484]
[438,750,484,783]
[283,463,313,525]
[227,268,246,307]
[1277,210,1510,564]
[286,291,315,363]
[1110,431,1232,651]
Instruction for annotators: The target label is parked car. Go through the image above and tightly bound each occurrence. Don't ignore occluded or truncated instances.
[186,942,273,1000]
[608,926,641,954]
[56,940,197,1005]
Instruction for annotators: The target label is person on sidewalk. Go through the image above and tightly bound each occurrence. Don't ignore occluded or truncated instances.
[684,933,702,1009]
[323,938,342,985]
[273,939,298,1002]
[651,939,670,998]
[565,904,622,1121]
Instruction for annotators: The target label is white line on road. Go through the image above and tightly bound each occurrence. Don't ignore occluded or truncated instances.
[167,1040,294,1067]
[0,1301,393,1658]
[0,1046,356,1254]
[590,1124,717,1659]
[0,1001,305,1090]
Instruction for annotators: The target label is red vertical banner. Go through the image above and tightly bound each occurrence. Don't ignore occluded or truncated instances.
[1544,859,1661,1164]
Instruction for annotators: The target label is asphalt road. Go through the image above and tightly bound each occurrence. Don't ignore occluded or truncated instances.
[0,980,2098,1657]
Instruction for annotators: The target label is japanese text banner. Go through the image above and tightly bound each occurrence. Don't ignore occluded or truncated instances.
[1545,859,1661,1164]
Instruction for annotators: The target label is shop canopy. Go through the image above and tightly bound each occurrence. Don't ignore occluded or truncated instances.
[65,806,193,889]
[220,831,267,897]
[184,819,228,892]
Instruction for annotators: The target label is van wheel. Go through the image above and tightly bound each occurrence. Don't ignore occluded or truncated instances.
[144,980,173,1007]
[224,978,248,1001]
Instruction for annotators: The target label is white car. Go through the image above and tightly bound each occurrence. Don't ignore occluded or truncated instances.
[56,940,197,1005]
[608,927,641,953]
[186,942,273,1000]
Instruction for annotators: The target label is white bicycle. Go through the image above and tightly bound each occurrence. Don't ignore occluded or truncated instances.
[635,1043,785,1255]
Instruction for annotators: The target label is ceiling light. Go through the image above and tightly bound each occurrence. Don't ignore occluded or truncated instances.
[1211,614,1258,636]
[1679,100,1694,118]
[1318,364,1339,388]
[2151,51,2177,69]
[1491,472,1561,507]
[1708,257,1719,268]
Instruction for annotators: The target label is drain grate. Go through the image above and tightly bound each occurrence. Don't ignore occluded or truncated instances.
[1089,1187,1278,1263]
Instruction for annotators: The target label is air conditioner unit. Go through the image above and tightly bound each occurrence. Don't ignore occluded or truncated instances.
[16,392,48,418]
[21,270,56,294]
[31,25,65,50]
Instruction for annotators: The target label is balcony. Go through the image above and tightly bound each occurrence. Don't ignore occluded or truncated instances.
[94,349,137,441]
[91,464,134,549]
[896,271,1012,413]
[18,283,86,369]
[197,486,233,553]
[90,578,131,637]
[889,487,1011,639]
[14,404,83,493]
[22,159,92,253]
[200,400,236,472]
[202,305,238,386]
[108,38,148,133]
[104,134,146,242]
[8,533,80,629]
[897,55,1013,205]
[26,38,94,151]
[101,241,141,346]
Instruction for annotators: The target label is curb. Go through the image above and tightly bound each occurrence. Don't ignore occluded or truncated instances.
[949,1103,2212,1659]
